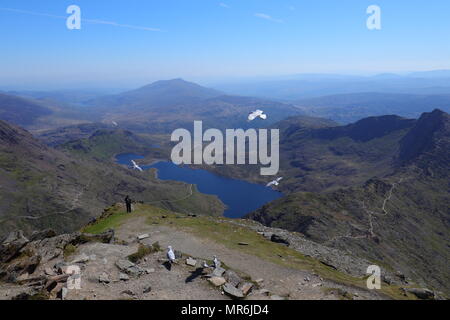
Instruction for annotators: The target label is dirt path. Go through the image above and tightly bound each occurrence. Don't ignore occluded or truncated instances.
[326,177,405,243]
[115,216,379,300]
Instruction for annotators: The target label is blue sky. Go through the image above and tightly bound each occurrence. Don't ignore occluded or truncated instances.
[1,0,449,89]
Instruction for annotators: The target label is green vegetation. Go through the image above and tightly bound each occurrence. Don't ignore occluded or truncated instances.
[128,242,161,263]
[63,244,77,260]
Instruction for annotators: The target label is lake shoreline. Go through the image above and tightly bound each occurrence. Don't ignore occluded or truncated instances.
[115,153,283,219]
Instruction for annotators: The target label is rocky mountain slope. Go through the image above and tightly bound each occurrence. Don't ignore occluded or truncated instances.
[0,93,53,127]
[1,203,437,300]
[193,113,417,193]
[248,110,450,294]
[0,120,224,237]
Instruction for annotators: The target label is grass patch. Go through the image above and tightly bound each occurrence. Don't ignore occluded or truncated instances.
[128,242,161,263]
[63,244,77,261]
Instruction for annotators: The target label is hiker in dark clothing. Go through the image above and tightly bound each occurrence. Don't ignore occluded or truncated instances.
[125,195,132,213]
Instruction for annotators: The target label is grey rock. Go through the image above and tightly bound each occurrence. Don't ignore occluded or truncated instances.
[224,270,242,287]
[262,232,273,240]
[239,282,254,296]
[119,273,130,281]
[29,229,57,242]
[0,230,29,263]
[212,267,226,277]
[115,259,144,276]
[270,234,290,246]
[405,288,435,300]
[223,283,244,299]
[44,267,55,276]
[137,234,150,240]
[208,277,226,287]
[143,286,152,294]
[186,257,197,267]
[100,273,110,284]
[121,289,135,296]
[70,253,90,264]
[116,259,135,271]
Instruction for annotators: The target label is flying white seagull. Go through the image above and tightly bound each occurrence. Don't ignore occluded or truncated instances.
[266,177,283,187]
[248,109,267,121]
[167,246,176,263]
[112,121,118,127]
[131,160,143,172]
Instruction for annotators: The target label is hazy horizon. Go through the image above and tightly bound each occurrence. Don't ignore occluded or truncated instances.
[1,0,450,90]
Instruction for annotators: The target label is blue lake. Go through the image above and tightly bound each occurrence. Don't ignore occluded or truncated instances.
[115,153,282,218]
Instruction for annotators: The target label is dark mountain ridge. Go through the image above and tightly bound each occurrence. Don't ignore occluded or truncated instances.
[0,94,53,127]
[247,109,450,294]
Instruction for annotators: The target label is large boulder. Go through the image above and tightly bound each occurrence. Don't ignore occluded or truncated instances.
[224,270,242,287]
[223,283,244,299]
[405,288,436,300]
[29,229,57,242]
[80,229,115,244]
[270,234,290,246]
[0,231,30,263]
[20,232,81,264]
[115,259,144,277]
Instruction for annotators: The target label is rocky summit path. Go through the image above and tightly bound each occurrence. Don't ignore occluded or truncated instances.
[0,204,411,300]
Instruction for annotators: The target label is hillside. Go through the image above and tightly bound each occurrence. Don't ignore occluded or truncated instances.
[0,203,433,300]
[214,73,450,100]
[0,93,53,127]
[0,120,224,237]
[86,79,303,134]
[248,110,450,294]
[35,123,112,147]
[192,113,417,193]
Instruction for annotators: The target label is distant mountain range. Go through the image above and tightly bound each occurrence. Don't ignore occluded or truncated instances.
[0,79,303,133]
[2,77,450,132]
[85,79,303,133]
[213,71,450,100]
[295,92,450,124]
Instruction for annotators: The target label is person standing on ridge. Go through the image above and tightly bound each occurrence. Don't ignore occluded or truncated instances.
[125,195,132,213]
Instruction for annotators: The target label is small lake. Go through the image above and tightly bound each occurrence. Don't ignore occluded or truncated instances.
[115,153,282,218]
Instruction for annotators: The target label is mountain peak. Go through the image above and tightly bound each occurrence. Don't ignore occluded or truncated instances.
[89,79,223,109]
[399,109,450,164]
[314,114,416,142]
